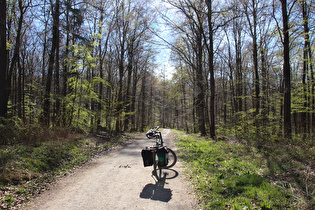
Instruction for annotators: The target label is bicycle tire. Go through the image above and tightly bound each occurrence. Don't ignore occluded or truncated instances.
[165,148,177,169]
[153,153,162,180]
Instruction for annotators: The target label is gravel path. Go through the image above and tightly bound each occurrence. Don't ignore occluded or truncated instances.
[24,129,198,210]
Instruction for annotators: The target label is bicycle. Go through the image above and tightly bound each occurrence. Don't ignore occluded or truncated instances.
[141,126,177,180]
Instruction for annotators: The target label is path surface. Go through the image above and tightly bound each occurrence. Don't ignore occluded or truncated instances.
[24,129,198,210]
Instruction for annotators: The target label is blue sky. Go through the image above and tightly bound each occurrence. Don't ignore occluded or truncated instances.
[152,0,177,80]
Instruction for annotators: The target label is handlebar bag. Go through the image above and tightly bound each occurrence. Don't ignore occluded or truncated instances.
[141,148,154,167]
[146,130,155,139]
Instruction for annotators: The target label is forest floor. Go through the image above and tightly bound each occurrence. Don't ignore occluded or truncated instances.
[174,131,315,209]
[22,129,198,209]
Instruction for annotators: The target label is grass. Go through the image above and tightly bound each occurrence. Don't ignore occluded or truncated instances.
[173,130,314,209]
[0,124,129,209]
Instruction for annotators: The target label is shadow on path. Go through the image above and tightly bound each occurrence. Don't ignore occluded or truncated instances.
[139,169,178,202]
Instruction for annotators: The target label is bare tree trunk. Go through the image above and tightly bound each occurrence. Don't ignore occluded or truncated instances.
[236,30,243,113]
[180,65,189,132]
[130,65,138,131]
[42,0,48,87]
[260,43,268,127]
[250,0,260,117]
[17,56,22,119]
[206,0,215,138]
[62,0,70,126]
[243,0,260,134]
[196,27,206,136]
[106,55,113,132]
[301,0,314,135]
[280,0,291,138]
[0,0,7,120]
[54,15,60,126]
[8,0,26,119]
[42,0,60,126]
[116,48,125,132]
[302,20,308,134]
[140,70,147,132]
[124,40,134,131]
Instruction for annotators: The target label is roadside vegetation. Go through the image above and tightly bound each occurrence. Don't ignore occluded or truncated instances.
[173,130,315,209]
[0,119,129,209]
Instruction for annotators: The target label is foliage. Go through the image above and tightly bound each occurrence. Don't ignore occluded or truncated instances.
[174,130,314,209]
[0,117,49,145]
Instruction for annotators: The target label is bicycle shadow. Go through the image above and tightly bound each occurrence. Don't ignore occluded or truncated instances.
[139,169,178,202]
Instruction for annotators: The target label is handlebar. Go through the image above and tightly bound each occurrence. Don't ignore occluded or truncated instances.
[146,126,160,139]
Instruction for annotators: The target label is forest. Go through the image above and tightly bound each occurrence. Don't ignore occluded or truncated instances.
[0,0,315,208]
[0,0,314,143]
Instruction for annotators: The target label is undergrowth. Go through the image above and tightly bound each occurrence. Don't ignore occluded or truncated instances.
[174,130,315,209]
[0,121,128,209]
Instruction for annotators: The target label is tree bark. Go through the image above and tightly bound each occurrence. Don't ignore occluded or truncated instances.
[124,39,134,131]
[280,0,291,138]
[97,18,103,129]
[62,0,70,126]
[206,0,215,138]
[301,0,314,134]
[8,0,26,120]
[0,0,7,119]
[42,0,60,126]
[54,11,60,126]
[196,30,206,136]
[140,70,147,132]
[115,1,128,132]
[130,64,138,131]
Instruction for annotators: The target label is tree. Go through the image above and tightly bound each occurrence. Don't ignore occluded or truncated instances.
[280,0,292,138]
[0,0,7,119]
[114,0,129,132]
[300,0,314,134]
[165,0,207,135]
[206,0,215,138]
[242,0,260,118]
[42,0,60,126]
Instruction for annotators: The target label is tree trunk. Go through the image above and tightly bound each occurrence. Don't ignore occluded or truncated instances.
[232,18,243,114]
[280,0,291,138]
[140,70,147,132]
[248,0,260,118]
[42,0,60,126]
[54,15,60,126]
[260,44,268,127]
[8,0,25,120]
[130,64,138,131]
[0,0,7,120]
[116,47,125,132]
[206,0,215,138]
[301,0,314,134]
[124,40,134,131]
[196,28,206,136]
[62,0,70,126]
[42,0,48,87]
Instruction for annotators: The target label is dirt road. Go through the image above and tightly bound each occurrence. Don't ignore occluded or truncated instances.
[25,129,198,210]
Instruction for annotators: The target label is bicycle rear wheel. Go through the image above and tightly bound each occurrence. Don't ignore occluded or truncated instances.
[165,148,177,169]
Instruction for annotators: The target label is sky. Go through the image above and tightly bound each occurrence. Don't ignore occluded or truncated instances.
[152,0,177,80]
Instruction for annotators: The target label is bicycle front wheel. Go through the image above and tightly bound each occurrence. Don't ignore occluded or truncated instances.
[165,148,177,169]
[153,153,162,180]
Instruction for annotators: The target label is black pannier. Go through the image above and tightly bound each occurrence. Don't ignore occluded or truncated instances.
[141,148,154,167]
[157,147,168,167]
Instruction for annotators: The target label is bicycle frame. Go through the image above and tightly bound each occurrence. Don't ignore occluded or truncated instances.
[154,132,163,147]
